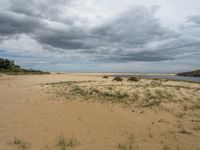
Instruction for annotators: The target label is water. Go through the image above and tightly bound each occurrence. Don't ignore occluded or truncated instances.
[117,75,200,83]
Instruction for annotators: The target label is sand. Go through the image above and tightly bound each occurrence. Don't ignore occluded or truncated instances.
[0,74,200,150]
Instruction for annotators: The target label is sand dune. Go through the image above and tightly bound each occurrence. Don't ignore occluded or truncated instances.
[0,74,200,150]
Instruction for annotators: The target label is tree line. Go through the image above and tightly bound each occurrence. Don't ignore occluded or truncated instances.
[0,58,49,75]
[0,58,20,69]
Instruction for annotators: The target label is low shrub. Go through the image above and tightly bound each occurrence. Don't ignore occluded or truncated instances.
[113,76,123,82]
[127,77,139,82]
[103,75,108,79]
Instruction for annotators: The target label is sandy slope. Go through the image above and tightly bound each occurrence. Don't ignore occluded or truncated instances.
[0,74,200,150]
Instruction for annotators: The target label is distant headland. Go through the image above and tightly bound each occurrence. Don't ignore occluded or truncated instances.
[177,69,200,77]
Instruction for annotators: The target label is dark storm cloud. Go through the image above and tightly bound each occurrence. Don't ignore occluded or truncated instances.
[0,0,199,63]
[0,10,43,35]
[38,37,92,50]
[34,25,93,50]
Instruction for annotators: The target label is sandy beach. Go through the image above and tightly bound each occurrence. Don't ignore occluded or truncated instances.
[0,74,200,150]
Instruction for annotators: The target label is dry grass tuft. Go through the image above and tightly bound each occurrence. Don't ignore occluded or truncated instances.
[9,138,27,150]
[57,135,80,150]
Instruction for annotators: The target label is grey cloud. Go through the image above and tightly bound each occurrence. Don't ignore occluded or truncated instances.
[0,10,43,35]
[1,2,177,48]
[187,15,200,25]
[34,25,92,50]
[0,0,199,64]
[38,37,92,50]
[6,0,72,21]
[92,35,200,63]
[95,51,173,62]
[0,0,91,50]
[93,7,177,47]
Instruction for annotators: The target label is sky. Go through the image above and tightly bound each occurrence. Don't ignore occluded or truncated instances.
[0,0,200,73]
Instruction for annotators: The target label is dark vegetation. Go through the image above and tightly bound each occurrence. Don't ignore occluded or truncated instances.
[177,69,200,77]
[0,58,49,75]
[113,76,123,81]
[103,75,109,79]
[127,77,139,82]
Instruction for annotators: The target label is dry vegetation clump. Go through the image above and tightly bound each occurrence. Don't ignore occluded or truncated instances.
[191,101,200,110]
[136,88,175,107]
[8,135,80,150]
[88,88,129,102]
[113,76,123,81]
[103,75,109,79]
[57,135,80,150]
[55,82,130,104]
[49,78,200,117]
[193,125,200,131]
[117,134,138,150]
[9,138,28,150]
[127,77,139,82]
